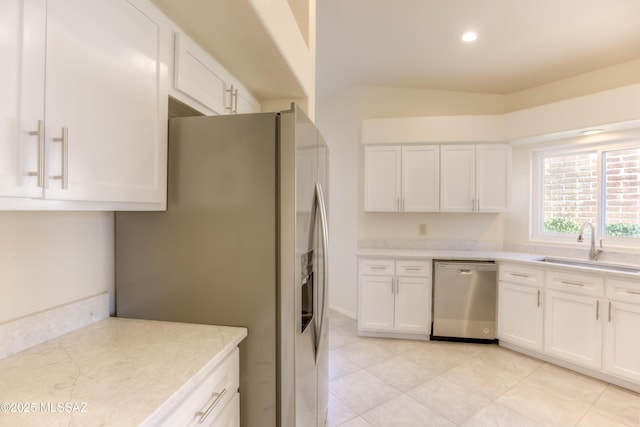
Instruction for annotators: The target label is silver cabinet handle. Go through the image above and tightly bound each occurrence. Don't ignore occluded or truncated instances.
[608,301,612,323]
[232,88,238,114]
[51,127,68,189]
[27,120,45,187]
[225,85,238,114]
[397,197,400,212]
[537,289,541,308]
[404,267,422,271]
[560,280,585,287]
[391,278,394,294]
[596,300,600,320]
[370,266,387,270]
[477,198,480,212]
[510,272,530,278]
[196,388,227,424]
[625,290,640,296]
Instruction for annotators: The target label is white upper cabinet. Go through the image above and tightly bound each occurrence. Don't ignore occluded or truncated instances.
[364,146,401,212]
[440,144,510,213]
[440,145,475,212]
[0,0,46,199]
[401,146,439,212]
[0,0,170,210]
[364,145,439,212]
[476,145,510,212]
[171,31,260,116]
[44,0,168,205]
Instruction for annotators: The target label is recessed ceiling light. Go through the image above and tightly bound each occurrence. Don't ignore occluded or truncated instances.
[461,31,478,42]
[580,129,604,136]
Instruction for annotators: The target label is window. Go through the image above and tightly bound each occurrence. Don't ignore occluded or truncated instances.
[534,143,640,244]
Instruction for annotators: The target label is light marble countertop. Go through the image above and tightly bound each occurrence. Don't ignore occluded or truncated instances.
[357,248,541,262]
[357,248,640,279]
[0,317,247,426]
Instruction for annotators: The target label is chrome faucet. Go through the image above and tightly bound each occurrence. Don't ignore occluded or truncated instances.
[577,221,603,260]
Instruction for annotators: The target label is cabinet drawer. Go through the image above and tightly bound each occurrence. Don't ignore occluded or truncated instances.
[546,270,604,297]
[396,260,430,277]
[361,259,395,275]
[499,263,544,287]
[162,348,239,426]
[607,278,640,304]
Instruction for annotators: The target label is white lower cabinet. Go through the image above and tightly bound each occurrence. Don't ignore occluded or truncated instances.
[496,262,640,391]
[358,258,431,339]
[359,275,395,331]
[497,264,544,351]
[498,283,543,351]
[544,289,603,369]
[395,276,431,332]
[604,279,640,383]
[162,347,240,427]
[544,270,604,370]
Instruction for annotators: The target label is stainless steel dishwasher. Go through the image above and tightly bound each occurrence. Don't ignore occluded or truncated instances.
[432,260,497,342]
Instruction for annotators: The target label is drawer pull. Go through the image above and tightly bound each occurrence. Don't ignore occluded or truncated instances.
[560,280,585,287]
[625,290,640,296]
[370,266,388,270]
[510,272,530,278]
[403,267,423,271]
[196,388,227,424]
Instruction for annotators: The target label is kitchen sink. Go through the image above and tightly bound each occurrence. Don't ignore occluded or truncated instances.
[536,257,640,274]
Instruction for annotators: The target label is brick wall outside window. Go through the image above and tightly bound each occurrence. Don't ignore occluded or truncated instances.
[542,148,640,236]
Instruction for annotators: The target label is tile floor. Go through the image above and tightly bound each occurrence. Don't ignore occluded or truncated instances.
[328,310,640,427]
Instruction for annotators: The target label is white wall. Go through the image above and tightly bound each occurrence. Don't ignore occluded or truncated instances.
[0,212,114,323]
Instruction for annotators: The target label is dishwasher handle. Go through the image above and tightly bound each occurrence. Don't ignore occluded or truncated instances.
[435,262,497,272]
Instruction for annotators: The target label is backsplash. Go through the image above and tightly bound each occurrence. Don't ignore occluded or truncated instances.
[359,239,504,251]
[0,292,109,360]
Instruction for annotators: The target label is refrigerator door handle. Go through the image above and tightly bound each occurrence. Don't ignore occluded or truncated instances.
[314,182,329,363]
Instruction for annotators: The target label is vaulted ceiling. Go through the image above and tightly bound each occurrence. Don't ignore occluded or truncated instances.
[316,0,640,100]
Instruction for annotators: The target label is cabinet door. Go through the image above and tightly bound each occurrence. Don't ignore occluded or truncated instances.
[364,146,401,212]
[0,0,46,198]
[44,0,168,204]
[440,145,475,212]
[174,31,227,115]
[401,145,439,212]
[498,281,543,351]
[476,145,510,212]
[236,90,261,114]
[604,301,640,383]
[544,290,603,369]
[395,276,430,332]
[359,275,395,330]
[209,393,240,427]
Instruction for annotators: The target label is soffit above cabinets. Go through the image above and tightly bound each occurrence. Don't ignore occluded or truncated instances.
[150,0,314,101]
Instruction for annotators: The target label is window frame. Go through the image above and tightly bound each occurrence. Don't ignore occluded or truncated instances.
[532,139,640,249]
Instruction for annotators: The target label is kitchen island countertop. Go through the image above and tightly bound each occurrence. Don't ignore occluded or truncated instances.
[0,317,247,426]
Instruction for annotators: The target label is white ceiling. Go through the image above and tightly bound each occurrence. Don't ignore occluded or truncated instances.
[316,0,640,100]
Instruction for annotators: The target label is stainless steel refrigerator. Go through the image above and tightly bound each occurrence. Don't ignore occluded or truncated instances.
[115,105,329,427]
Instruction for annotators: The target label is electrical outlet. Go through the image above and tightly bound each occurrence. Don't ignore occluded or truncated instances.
[418,224,427,236]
